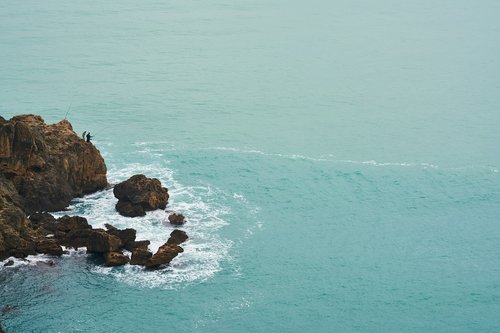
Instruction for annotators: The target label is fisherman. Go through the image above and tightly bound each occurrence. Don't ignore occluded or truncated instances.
[82,131,87,140]
[86,132,93,143]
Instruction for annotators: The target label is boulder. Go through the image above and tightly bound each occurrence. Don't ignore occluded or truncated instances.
[168,213,185,226]
[35,239,63,256]
[115,200,145,217]
[144,243,183,269]
[130,246,153,265]
[167,229,188,245]
[104,223,136,248]
[87,231,121,253]
[103,251,129,266]
[113,174,168,217]
[124,239,150,251]
[3,260,14,267]
[0,115,108,214]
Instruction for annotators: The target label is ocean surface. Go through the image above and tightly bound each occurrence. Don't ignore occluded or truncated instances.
[1,1,500,332]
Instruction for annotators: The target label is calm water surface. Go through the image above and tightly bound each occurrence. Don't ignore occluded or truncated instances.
[1,1,500,332]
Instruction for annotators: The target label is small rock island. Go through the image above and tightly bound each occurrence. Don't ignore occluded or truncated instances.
[0,114,187,268]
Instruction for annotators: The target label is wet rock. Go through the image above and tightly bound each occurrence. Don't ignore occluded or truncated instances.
[3,260,14,267]
[115,200,145,217]
[87,231,121,253]
[105,223,136,248]
[124,240,150,251]
[62,228,94,249]
[130,246,153,265]
[114,174,168,217]
[168,213,185,226]
[167,229,188,245]
[35,239,63,256]
[104,251,129,266]
[145,243,183,269]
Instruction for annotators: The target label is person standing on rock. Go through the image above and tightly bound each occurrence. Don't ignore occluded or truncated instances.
[86,132,93,143]
[82,131,87,140]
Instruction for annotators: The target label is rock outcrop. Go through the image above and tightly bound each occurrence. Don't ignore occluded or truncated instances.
[0,114,107,260]
[168,213,186,226]
[144,230,188,269]
[113,174,168,217]
[0,114,108,214]
[1,114,188,271]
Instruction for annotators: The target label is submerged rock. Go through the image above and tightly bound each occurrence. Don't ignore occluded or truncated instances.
[113,174,168,217]
[3,260,14,267]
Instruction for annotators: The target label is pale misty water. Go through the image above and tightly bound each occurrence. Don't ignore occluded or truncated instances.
[1,1,500,332]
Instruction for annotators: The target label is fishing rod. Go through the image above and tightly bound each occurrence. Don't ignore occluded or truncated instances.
[64,102,72,120]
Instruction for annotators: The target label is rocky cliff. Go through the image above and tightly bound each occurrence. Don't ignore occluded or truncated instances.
[0,114,108,260]
[0,114,107,213]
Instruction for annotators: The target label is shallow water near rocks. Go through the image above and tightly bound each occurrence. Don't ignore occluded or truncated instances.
[1,0,500,332]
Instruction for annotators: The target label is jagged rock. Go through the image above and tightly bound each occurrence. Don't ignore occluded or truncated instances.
[144,243,183,269]
[130,246,153,265]
[105,223,136,248]
[167,229,188,245]
[64,228,95,248]
[55,215,91,233]
[29,212,56,228]
[87,231,121,253]
[3,260,14,267]
[168,213,185,226]
[35,239,63,256]
[0,115,107,214]
[0,187,38,260]
[124,240,150,251]
[113,174,168,217]
[115,200,145,217]
[103,251,129,266]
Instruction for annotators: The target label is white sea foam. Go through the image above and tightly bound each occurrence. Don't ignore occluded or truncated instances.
[52,162,236,289]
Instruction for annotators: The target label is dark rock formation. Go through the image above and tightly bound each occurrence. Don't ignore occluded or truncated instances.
[1,115,107,260]
[87,231,122,253]
[35,239,63,256]
[0,115,108,214]
[124,240,150,251]
[113,174,168,217]
[104,251,129,266]
[104,223,136,248]
[3,260,14,267]
[0,114,190,270]
[145,243,183,269]
[168,213,186,226]
[167,229,188,245]
[130,246,153,265]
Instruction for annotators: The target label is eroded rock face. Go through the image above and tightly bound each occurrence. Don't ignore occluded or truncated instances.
[87,231,122,253]
[104,251,129,266]
[0,115,108,214]
[145,243,183,269]
[167,229,188,245]
[130,246,153,265]
[113,174,168,217]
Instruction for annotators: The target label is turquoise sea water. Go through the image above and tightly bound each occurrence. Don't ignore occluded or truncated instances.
[1,1,500,332]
